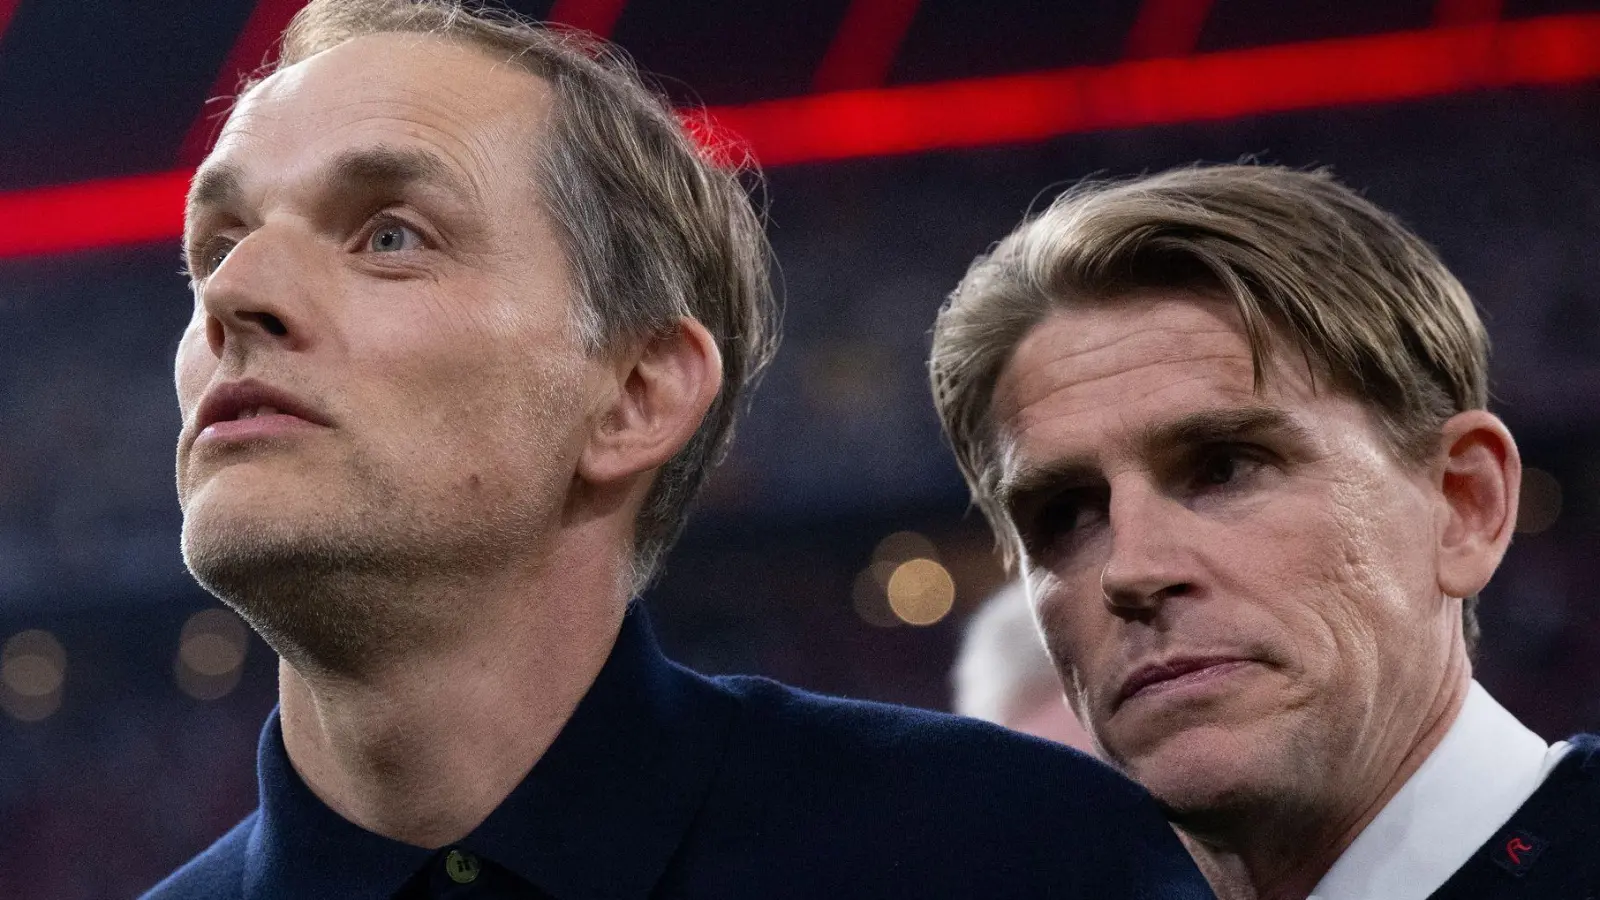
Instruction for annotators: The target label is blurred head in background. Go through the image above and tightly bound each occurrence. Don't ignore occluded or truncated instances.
[173,0,777,675]
[952,580,1094,753]
[930,164,1520,894]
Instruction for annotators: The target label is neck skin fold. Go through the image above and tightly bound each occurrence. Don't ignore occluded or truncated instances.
[276,519,630,849]
[1176,640,1473,900]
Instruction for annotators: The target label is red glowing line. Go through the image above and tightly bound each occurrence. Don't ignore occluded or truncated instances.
[0,0,23,48]
[546,0,629,40]
[812,0,924,93]
[176,0,310,166]
[3,14,1598,258]
[1125,0,1216,59]
[0,170,191,257]
[713,15,1600,167]
[1434,0,1503,27]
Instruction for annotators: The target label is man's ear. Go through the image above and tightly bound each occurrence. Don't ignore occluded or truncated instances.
[577,317,722,487]
[1434,410,1520,599]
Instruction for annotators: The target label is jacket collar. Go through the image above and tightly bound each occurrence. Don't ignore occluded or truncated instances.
[245,603,738,899]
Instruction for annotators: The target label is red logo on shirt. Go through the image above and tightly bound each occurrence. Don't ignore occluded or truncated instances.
[1504,837,1533,866]
[1492,830,1547,877]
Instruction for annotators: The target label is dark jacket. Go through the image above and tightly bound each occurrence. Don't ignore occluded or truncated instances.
[142,603,1212,899]
[1429,734,1600,900]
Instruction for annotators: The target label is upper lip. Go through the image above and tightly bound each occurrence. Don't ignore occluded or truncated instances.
[1115,655,1252,707]
[195,378,331,434]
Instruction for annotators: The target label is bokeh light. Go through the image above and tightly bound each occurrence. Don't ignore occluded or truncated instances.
[175,608,250,701]
[872,530,938,565]
[852,568,902,628]
[886,558,956,626]
[1516,467,1562,534]
[2,629,66,721]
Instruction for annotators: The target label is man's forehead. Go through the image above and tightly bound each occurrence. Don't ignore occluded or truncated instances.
[989,293,1329,469]
[213,32,547,167]
[994,294,1260,423]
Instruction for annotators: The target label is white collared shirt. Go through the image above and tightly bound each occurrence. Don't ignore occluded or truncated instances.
[1308,681,1570,900]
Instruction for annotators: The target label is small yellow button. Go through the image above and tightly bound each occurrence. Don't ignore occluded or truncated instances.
[444,848,481,885]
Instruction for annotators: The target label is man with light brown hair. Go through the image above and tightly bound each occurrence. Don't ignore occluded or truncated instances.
[139,1,1215,897]
[930,164,1600,900]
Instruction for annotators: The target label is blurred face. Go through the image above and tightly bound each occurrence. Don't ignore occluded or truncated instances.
[990,290,1459,825]
[175,34,597,658]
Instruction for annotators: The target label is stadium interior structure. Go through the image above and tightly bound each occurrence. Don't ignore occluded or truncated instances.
[1,0,1599,895]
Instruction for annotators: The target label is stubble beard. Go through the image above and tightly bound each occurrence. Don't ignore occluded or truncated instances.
[181,450,550,678]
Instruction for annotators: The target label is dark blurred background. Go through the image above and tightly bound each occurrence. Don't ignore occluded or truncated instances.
[2,0,1599,896]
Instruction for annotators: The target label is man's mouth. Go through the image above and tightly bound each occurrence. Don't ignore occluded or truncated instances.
[1115,656,1255,707]
[191,379,333,447]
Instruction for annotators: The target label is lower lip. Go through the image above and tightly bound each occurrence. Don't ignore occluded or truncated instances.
[1123,660,1255,705]
[196,414,322,446]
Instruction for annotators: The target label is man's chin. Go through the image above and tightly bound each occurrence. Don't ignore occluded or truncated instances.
[1109,722,1285,819]
[180,514,402,665]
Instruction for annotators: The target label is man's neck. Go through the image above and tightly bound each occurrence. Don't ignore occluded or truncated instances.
[1179,654,1473,900]
[276,536,628,849]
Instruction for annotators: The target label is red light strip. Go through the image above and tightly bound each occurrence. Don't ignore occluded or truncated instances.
[3,14,1598,258]
[713,14,1600,167]
[812,0,924,93]
[1125,0,1216,59]
[546,0,629,40]
[177,0,310,165]
[0,0,23,47]
[0,170,191,257]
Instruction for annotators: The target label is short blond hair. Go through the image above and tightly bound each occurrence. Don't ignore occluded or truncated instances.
[929,164,1489,646]
[257,0,778,591]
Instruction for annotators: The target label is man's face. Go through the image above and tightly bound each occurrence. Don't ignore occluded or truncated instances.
[990,290,1460,822]
[175,34,596,652]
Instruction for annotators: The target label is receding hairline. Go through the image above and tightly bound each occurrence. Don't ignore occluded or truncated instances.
[184,29,561,256]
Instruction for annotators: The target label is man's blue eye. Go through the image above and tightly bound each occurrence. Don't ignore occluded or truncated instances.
[368,224,420,252]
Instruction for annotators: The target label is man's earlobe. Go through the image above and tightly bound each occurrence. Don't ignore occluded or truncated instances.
[577,317,723,487]
[1435,410,1520,600]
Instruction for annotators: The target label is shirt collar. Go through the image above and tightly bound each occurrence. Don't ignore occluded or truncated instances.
[246,602,738,900]
[1310,680,1567,900]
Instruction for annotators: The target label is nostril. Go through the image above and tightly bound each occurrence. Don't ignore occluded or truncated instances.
[251,312,288,337]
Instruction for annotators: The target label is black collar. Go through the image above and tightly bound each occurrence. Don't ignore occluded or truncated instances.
[245,603,738,899]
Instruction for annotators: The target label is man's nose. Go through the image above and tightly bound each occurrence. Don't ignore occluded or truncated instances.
[198,228,316,359]
[1099,480,1195,612]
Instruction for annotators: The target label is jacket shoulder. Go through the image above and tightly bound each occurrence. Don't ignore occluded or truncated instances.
[139,813,254,900]
[711,672,1120,790]
[683,674,1211,899]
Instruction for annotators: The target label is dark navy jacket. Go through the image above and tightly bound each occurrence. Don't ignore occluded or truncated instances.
[1430,734,1600,900]
[142,604,1212,899]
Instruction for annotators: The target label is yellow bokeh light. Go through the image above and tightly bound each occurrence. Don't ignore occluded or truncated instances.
[872,531,938,565]
[886,558,956,626]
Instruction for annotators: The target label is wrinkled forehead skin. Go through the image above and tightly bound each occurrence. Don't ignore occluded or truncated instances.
[192,31,553,250]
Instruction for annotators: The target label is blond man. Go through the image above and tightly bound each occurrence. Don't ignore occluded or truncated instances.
[931,165,1600,900]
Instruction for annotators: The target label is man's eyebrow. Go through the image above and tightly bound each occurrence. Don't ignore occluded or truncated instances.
[994,458,1101,521]
[1134,405,1309,455]
[993,406,1308,517]
[186,162,244,224]
[318,145,477,202]
[185,146,480,230]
